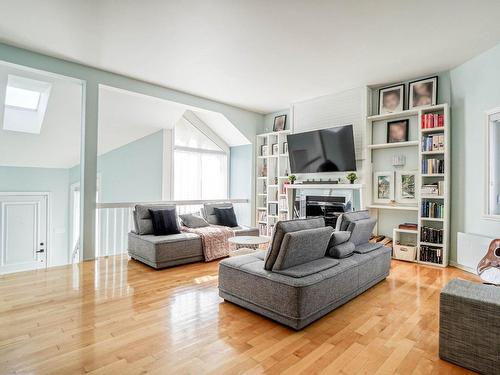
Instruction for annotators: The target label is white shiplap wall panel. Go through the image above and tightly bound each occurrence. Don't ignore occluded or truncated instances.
[291,87,367,161]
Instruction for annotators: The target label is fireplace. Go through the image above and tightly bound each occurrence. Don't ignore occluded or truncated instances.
[295,195,352,227]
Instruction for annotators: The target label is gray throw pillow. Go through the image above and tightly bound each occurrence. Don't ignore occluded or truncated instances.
[328,231,351,246]
[328,241,355,259]
[347,218,377,246]
[179,213,209,228]
[272,226,333,271]
[264,217,325,270]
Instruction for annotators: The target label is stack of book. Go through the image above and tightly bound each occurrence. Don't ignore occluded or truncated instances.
[422,133,444,151]
[420,246,443,264]
[421,113,444,129]
[421,201,444,218]
[420,226,443,244]
[421,182,445,196]
[422,158,445,174]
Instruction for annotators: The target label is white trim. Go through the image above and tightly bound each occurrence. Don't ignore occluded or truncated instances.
[183,110,229,153]
[97,198,248,209]
[449,260,476,274]
[484,107,500,220]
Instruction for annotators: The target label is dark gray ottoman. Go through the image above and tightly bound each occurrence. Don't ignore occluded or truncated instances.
[439,279,500,375]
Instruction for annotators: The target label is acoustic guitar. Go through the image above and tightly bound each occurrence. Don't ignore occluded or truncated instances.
[477,239,500,285]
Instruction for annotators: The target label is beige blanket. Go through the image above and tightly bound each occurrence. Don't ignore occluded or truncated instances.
[181,225,234,262]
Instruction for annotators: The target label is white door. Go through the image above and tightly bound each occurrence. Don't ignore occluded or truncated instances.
[0,194,48,274]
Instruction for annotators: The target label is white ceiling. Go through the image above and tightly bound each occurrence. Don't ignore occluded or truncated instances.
[0,65,248,169]
[1,1,500,113]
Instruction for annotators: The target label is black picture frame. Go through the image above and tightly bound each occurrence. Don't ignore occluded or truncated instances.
[378,84,405,115]
[273,114,287,131]
[387,119,409,143]
[408,76,438,109]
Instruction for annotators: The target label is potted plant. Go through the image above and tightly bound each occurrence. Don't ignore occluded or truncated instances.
[346,172,357,184]
[288,175,297,184]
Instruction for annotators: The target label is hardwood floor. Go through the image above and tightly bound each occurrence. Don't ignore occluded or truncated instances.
[0,255,478,374]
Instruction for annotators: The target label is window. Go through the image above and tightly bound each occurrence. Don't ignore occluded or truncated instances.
[5,86,41,110]
[485,108,500,219]
[3,75,51,134]
[174,117,228,200]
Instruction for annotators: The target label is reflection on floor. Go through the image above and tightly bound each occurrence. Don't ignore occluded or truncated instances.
[0,255,478,374]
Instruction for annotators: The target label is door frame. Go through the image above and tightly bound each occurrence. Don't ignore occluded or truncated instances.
[0,192,51,269]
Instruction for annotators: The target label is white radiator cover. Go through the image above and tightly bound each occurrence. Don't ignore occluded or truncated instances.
[456,232,494,273]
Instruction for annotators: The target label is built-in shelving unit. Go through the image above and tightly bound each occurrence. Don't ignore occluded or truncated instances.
[366,103,450,267]
[255,130,291,236]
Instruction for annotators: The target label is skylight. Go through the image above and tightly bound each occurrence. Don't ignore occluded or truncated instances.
[2,75,52,134]
[5,86,41,110]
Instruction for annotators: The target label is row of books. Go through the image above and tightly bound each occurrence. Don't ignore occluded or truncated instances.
[422,158,445,174]
[420,246,443,264]
[421,201,444,218]
[420,226,443,244]
[421,113,444,129]
[279,197,288,210]
[279,212,288,220]
[421,182,445,196]
[258,223,267,236]
[257,210,267,222]
[422,133,444,152]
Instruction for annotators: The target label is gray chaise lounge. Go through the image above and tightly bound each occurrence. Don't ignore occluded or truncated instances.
[128,202,259,269]
[218,212,391,330]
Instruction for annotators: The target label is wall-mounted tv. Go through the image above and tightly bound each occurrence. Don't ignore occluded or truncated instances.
[287,125,356,173]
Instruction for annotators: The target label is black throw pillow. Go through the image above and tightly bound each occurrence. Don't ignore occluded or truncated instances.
[214,207,238,227]
[149,208,181,236]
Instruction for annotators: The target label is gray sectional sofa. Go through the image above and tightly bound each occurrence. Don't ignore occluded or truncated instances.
[218,212,391,330]
[128,202,259,269]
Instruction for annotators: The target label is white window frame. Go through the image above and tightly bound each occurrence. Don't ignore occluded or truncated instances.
[172,114,230,201]
[484,107,500,221]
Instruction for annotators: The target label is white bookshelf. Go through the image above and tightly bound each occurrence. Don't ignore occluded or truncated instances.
[366,104,450,267]
[255,130,291,236]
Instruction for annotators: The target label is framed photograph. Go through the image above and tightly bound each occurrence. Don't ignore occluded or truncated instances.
[283,142,288,154]
[261,145,268,156]
[378,84,404,114]
[374,171,395,204]
[395,170,418,204]
[387,119,409,143]
[273,114,287,131]
[272,143,279,155]
[409,76,438,109]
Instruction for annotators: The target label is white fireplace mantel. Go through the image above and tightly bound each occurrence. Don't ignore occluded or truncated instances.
[284,183,365,219]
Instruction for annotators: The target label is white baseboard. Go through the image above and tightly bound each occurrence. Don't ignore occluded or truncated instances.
[450,260,476,274]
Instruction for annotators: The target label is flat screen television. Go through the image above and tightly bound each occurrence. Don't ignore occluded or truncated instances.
[287,125,356,173]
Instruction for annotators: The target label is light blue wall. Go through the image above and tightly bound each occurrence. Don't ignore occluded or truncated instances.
[0,166,70,266]
[230,144,253,226]
[449,43,500,262]
[70,130,164,203]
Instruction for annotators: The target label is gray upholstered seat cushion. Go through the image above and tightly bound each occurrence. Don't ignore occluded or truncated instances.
[218,246,391,329]
[329,241,355,259]
[264,217,325,270]
[132,232,200,244]
[329,231,351,246]
[274,258,339,278]
[347,218,377,246]
[135,204,177,235]
[272,226,333,271]
[354,242,383,254]
[232,225,260,237]
[179,213,209,228]
[202,202,234,225]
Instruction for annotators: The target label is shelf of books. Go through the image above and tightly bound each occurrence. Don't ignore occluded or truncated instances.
[256,130,291,236]
[417,104,450,267]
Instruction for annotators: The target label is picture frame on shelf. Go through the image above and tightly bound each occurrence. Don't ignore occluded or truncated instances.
[409,76,438,109]
[273,114,287,131]
[283,142,288,154]
[395,170,418,204]
[261,145,268,156]
[378,84,404,114]
[272,143,279,155]
[374,171,395,204]
[387,119,409,143]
